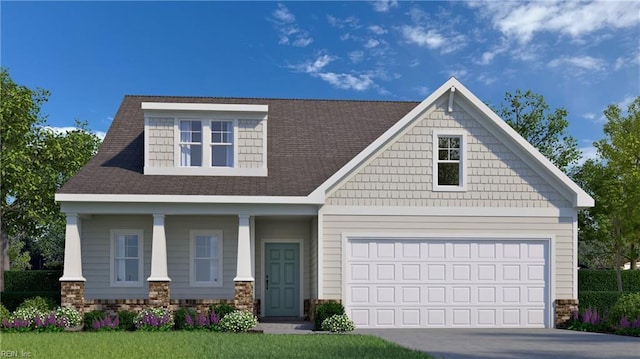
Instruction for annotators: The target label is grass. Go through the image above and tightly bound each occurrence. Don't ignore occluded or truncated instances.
[0,331,433,358]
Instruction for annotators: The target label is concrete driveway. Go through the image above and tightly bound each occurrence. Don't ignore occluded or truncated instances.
[356,329,639,359]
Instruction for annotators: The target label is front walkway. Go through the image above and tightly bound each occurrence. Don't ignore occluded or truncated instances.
[356,328,640,359]
[255,320,314,334]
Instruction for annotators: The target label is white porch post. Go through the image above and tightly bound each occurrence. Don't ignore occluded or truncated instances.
[234,215,254,281]
[60,213,85,281]
[148,214,170,281]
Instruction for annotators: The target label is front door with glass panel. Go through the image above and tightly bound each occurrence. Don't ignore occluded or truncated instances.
[265,243,300,317]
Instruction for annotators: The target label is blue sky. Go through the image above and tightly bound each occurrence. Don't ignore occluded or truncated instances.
[2,1,639,162]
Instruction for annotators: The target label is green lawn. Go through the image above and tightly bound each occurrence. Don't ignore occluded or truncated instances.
[0,332,433,358]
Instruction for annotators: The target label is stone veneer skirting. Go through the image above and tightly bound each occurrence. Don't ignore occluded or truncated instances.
[148,281,170,307]
[61,281,85,312]
[555,299,579,328]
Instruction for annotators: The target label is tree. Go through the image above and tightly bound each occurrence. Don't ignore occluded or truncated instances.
[0,68,101,288]
[571,96,640,290]
[495,90,581,172]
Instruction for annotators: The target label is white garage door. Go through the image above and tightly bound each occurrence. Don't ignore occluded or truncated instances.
[345,238,550,328]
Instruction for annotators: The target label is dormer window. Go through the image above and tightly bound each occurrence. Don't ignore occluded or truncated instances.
[180,120,203,167]
[143,102,267,176]
[211,120,234,167]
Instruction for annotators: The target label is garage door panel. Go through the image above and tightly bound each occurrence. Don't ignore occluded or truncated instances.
[346,238,549,328]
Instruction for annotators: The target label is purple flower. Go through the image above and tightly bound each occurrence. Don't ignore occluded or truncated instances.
[185,312,194,327]
[583,308,592,324]
[590,310,599,325]
[34,315,44,328]
[572,310,579,321]
[210,310,220,325]
[619,316,630,329]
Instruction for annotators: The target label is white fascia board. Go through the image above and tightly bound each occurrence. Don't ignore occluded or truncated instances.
[449,80,594,208]
[55,193,325,205]
[141,102,268,113]
[309,78,460,199]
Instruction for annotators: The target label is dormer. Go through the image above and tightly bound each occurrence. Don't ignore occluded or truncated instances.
[142,102,268,176]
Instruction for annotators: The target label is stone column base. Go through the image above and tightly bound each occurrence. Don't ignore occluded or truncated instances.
[148,281,170,308]
[555,299,579,328]
[61,281,85,314]
[234,281,254,313]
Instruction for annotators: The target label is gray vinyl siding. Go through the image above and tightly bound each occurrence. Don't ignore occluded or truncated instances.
[82,215,238,300]
[321,215,575,300]
[255,218,312,300]
[326,96,572,208]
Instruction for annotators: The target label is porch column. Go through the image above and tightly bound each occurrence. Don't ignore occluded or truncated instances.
[60,213,85,313]
[234,215,254,313]
[148,214,170,307]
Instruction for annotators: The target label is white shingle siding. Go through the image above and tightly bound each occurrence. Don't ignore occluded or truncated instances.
[321,215,575,300]
[237,119,264,168]
[326,98,571,208]
[146,117,175,167]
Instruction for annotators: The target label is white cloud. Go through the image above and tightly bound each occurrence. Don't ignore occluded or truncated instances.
[318,72,373,91]
[614,52,640,71]
[578,146,599,165]
[582,113,596,121]
[327,15,360,29]
[43,126,106,141]
[470,1,640,44]
[415,86,430,96]
[271,3,313,47]
[364,39,380,49]
[409,59,420,67]
[447,68,468,79]
[349,50,364,63]
[290,54,334,73]
[400,25,466,53]
[368,25,387,35]
[372,0,398,13]
[477,74,497,85]
[548,56,606,72]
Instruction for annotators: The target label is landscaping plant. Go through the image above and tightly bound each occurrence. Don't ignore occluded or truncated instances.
[218,310,257,332]
[117,310,137,331]
[135,308,174,331]
[321,314,355,332]
[209,302,235,319]
[607,292,640,326]
[313,301,345,330]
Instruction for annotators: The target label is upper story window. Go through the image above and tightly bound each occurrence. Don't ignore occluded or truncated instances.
[432,130,466,192]
[180,120,202,167]
[211,120,234,167]
[142,102,268,176]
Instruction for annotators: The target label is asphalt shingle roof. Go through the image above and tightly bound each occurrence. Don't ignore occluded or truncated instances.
[58,95,419,196]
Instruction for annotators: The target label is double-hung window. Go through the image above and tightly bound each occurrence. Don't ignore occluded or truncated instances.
[190,230,223,287]
[433,131,466,191]
[111,230,143,287]
[211,120,234,167]
[179,120,202,166]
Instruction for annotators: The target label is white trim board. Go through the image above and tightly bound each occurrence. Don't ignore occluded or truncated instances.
[321,205,576,218]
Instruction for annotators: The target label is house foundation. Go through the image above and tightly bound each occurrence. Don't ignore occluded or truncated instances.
[555,299,579,328]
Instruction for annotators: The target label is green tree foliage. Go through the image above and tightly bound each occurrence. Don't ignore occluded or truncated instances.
[572,96,640,289]
[0,68,101,286]
[495,90,581,171]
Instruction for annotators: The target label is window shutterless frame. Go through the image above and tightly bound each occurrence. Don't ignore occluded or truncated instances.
[110,229,144,287]
[189,230,224,287]
[432,129,467,192]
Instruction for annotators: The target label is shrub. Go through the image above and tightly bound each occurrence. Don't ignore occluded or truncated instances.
[55,306,82,328]
[210,302,235,319]
[173,307,197,330]
[0,291,60,311]
[608,292,640,326]
[321,314,355,332]
[578,270,640,292]
[11,307,41,326]
[91,314,120,331]
[17,296,56,313]
[117,311,137,331]
[4,270,62,291]
[135,308,173,331]
[0,304,10,323]
[84,310,106,330]
[218,310,257,332]
[314,301,345,330]
[578,291,628,314]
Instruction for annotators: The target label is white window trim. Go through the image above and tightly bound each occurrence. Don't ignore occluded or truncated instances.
[189,230,224,287]
[110,229,144,287]
[210,120,236,168]
[432,129,467,192]
[178,119,204,167]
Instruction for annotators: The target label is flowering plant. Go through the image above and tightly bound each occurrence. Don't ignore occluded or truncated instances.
[92,314,120,331]
[135,308,174,331]
[321,314,355,332]
[218,310,257,332]
[55,306,82,328]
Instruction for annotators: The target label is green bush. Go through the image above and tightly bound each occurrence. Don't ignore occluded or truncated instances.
[84,310,106,330]
[0,303,10,323]
[578,291,628,314]
[218,310,257,332]
[173,307,197,330]
[209,302,235,319]
[117,311,137,331]
[135,308,174,331]
[4,270,62,292]
[17,296,56,313]
[608,292,640,325]
[0,291,60,311]
[578,270,640,292]
[321,314,355,332]
[55,306,82,328]
[314,301,345,330]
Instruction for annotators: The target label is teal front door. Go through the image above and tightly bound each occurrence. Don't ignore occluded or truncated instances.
[265,243,300,317]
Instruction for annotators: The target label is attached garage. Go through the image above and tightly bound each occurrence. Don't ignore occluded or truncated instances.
[345,237,551,328]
